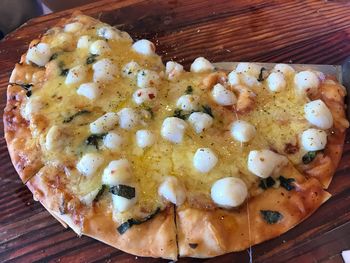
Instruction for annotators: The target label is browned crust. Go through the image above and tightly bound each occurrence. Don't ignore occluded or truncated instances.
[176,163,330,258]
[4,65,44,183]
[83,206,178,260]
[299,80,349,188]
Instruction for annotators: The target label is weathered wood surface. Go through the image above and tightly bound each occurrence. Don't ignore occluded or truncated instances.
[0,0,350,262]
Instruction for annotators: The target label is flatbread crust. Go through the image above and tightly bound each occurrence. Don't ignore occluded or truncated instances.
[3,12,348,260]
[4,65,44,183]
[299,80,349,188]
[177,163,330,257]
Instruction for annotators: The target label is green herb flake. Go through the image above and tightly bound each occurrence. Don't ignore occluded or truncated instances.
[202,105,213,117]
[60,68,69,77]
[117,207,161,234]
[260,210,283,224]
[49,53,59,61]
[279,176,295,191]
[109,184,136,199]
[259,177,275,190]
[93,185,106,202]
[173,109,188,120]
[86,54,98,65]
[85,133,107,149]
[257,67,266,82]
[185,85,193,94]
[302,151,317,164]
[63,110,90,123]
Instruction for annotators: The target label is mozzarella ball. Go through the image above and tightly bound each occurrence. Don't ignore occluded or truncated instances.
[136,129,155,148]
[77,35,93,49]
[45,125,65,151]
[211,177,248,208]
[301,128,327,151]
[102,159,132,185]
[112,192,137,212]
[240,74,260,88]
[176,95,200,112]
[65,65,87,85]
[304,100,333,129]
[133,88,157,105]
[97,26,132,41]
[80,187,101,206]
[235,63,262,78]
[77,153,103,177]
[190,57,214,73]
[193,148,218,173]
[22,97,42,120]
[230,120,256,143]
[247,150,288,178]
[103,132,124,151]
[158,176,186,206]
[132,39,156,55]
[93,59,117,83]
[122,61,141,79]
[161,117,187,143]
[89,40,110,55]
[26,43,52,67]
[274,64,295,77]
[117,108,139,130]
[228,71,241,86]
[137,69,160,88]
[166,61,184,80]
[211,83,237,106]
[294,71,320,95]
[64,22,83,33]
[267,72,286,92]
[77,82,100,100]
[90,112,119,134]
[188,112,213,133]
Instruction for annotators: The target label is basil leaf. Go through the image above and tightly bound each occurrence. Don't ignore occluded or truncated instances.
[86,54,98,65]
[93,185,106,202]
[49,52,59,61]
[259,177,275,190]
[202,105,213,118]
[109,184,135,199]
[257,67,266,82]
[117,207,161,234]
[63,110,90,123]
[279,176,295,191]
[10,82,33,97]
[302,151,317,164]
[260,210,283,224]
[185,85,193,94]
[85,133,107,149]
[173,109,189,120]
[60,68,69,76]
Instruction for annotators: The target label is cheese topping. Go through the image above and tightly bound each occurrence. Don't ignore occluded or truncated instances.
[24,17,336,221]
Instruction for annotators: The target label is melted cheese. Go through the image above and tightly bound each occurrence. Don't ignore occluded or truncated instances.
[26,19,314,221]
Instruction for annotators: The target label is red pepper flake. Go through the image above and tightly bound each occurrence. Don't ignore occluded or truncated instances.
[148,93,155,99]
[137,92,142,97]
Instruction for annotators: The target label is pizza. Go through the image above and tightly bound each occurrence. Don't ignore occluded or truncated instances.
[3,13,349,260]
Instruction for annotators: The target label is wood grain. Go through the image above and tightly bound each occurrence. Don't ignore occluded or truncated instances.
[1,0,350,262]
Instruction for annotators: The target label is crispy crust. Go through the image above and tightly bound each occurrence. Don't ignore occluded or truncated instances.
[4,65,44,183]
[299,80,349,188]
[177,163,331,257]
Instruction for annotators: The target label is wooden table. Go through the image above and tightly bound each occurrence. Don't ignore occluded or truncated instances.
[1,0,350,262]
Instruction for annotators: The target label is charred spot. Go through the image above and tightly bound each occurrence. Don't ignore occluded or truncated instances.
[188,243,198,249]
[284,143,299,154]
